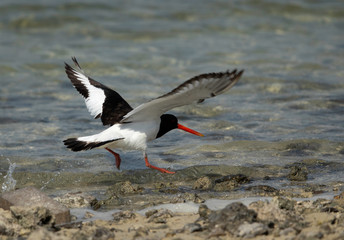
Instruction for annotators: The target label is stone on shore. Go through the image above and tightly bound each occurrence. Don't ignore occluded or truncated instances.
[0,187,70,225]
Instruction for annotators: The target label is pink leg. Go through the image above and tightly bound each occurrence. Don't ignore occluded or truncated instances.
[144,152,175,174]
[105,148,121,170]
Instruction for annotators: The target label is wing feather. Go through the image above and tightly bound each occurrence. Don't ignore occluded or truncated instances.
[65,57,133,126]
[121,69,243,123]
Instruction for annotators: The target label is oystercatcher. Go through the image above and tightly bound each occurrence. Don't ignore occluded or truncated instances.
[63,57,243,174]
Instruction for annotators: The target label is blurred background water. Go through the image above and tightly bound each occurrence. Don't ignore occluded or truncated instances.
[0,0,343,191]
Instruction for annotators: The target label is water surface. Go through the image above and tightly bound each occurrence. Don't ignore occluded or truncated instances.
[1,0,343,194]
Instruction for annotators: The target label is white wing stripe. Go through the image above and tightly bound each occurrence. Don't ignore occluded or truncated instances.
[72,69,106,118]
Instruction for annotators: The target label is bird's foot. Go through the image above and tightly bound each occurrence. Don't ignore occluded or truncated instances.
[105,148,121,170]
[144,155,175,174]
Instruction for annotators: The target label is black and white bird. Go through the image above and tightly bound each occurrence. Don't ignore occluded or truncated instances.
[63,57,243,174]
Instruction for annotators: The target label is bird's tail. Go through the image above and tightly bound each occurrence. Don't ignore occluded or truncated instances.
[63,136,123,152]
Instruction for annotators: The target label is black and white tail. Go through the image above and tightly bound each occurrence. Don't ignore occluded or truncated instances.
[63,138,121,151]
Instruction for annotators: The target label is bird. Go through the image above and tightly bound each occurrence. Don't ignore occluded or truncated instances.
[63,57,244,174]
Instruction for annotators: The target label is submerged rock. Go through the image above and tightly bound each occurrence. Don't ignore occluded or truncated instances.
[214,174,250,191]
[287,165,308,181]
[154,182,179,194]
[106,181,143,196]
[284,141,321,156]
[193,176,213,190]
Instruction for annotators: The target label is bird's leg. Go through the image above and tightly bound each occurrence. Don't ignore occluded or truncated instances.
[105,148,121,170]
[144,152,175,174]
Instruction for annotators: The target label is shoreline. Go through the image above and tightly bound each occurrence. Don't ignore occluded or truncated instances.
[1,162,344,239]
[0,191,343,239]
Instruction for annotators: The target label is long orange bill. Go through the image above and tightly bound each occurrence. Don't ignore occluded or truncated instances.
[177,123,204,137]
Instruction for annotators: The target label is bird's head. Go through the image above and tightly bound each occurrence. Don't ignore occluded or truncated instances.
[156,114,204,139]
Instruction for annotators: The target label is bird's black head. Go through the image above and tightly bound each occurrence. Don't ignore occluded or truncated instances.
[156,114,178,139]
[156,114,204,139]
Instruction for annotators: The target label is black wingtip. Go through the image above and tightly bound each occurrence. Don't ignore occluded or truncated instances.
[226,69,244,82]
[237,69,244,78]
[64,62,73,72]
[71,56,82,69]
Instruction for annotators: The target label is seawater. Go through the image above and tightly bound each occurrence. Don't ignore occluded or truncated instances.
[0,1,343,193]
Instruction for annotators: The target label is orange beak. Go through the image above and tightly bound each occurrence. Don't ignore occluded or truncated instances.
[177,124,204,137]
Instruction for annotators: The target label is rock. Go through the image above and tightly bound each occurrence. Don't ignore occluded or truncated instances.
[287,165,308,181]
[208,202,257,235]
[248,199,303,230]
[0,208,22,237]
[171,193,204,204]
[298,230,324,240]
[0,187,70,225]
[214,174,250,191]
[272,196,296,211]
[64,221,116,240]
[193,176,213,190]
[279,227,297,236]
[145,209,173,223]
[106,181,143,196]
[128,224,149,237]
[245,185,280,196]
[27,227,56,240]
[83,211,94,219]
[284,142,320,156]
[154,182,179,194]
[183,223,202,233]
[10,206,55,228]
[54,192,98,209]
[237,222,268,238]
[198,204,211,219]
[112,210,136,222]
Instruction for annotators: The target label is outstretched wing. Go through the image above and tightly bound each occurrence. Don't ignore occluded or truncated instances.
[121,69,243,123]
[65,57,133,126]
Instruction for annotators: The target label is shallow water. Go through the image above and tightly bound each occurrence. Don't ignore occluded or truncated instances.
[1,1,343,195]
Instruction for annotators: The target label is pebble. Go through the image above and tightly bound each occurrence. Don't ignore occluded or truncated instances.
[145,209,173,223]
[237,222,268,238]
[112,210,136,221]
[183,223,202,233]
[83,211,94,219]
